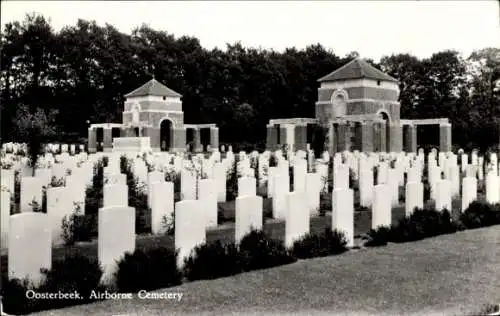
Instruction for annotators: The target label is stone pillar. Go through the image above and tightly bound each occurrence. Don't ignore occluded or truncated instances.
[353,123,362,151]
[404,125,417,153]
[294,125,307,151]
[193,128,202,152]
[172,128,186,152]
[210,127,219,152]
[378,123,387,152]
[88,128,97,153]
[327,124,336,155]
[361,122,374,152]
[389,123,403,152]
[337,123,350,152]
[103,128,112,152]
[279,125,288,150]
[285,124,295,151]
[267,125,278,151]
[439,123,452,153]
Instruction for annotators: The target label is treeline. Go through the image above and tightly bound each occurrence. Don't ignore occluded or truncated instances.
[1,14,499,150]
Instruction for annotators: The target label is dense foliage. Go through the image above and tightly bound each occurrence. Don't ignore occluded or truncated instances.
[1,14,499,149]
[291,228,348,259]
[115,248,182,292]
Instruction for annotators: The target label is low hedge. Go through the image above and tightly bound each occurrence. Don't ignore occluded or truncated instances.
[239,229,296,272]
[365,202,500,247]
[292,228,348,259]
[183,230,297,280]
[183,240,242,281]
[3,197,500,315]
[115,247,182,292]
[459,201,500,229]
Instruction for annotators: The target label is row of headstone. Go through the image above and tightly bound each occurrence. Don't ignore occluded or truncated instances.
[1,147,494,287]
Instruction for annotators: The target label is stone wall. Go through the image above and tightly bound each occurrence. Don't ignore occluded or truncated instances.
[318,86,398,102]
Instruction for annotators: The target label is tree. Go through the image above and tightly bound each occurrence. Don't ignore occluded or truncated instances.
[13,105,57,175]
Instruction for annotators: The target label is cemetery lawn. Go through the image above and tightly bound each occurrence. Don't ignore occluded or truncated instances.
[33,225,500,316]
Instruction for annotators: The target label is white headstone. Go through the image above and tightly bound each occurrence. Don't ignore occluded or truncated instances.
[46,187,73,246]
[103,184,128,207]
[181,169,197,200]
[8,212,51,286]
[272,172,290,220]
[238,176,256,197]
[284,191,309,248]
[334,164,349,190]
[485,172,499,204]
[405,181,423,216]
[435,179,452,211]
[461,177,477,212]
[372,184,392,229]
[359,167,374,207]
[175,200,206,269]
[235,195,263,244]
[20,177,43,212]
[151,181,174,235]
[148,171,164,207]
[98,206,135,284]
[293,160,307,192]
[1,191,10,248]
[213,163,227,202]
[1,169,14,194]
[332,188,354,247]
[305,172,320,215]
[199,179,218,228]
[377,163,388,185]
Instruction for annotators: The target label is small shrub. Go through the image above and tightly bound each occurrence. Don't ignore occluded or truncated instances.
[319,192,331,215]
[29,198,42,212]
[269,154,278,167]
[61,213,95,245]
[40,254,104,307]
[355,206,370,212]
[50,176,65,187]
[226,158,238,201]
[115,248,182,292]
[364,226,392,247]
[161,212,175,235]
[121,156,150,233]
[390,208,457,243]
[183,240,242,281]
[292,228,348,259]
[239,229,296,271]
[460,201,500,229]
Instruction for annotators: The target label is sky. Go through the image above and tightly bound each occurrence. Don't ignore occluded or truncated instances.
[1,1,499,62]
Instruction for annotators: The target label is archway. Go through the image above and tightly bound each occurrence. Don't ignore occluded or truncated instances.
[95,128,104,152]
[160,119,172,152]
[186,128,195,152]
[200,128,211,152]
[378,111,391,151]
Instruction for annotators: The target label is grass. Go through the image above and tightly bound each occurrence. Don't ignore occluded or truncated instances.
[31,225,500,316]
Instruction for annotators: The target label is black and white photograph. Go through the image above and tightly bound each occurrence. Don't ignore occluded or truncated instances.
[0,1,499,315]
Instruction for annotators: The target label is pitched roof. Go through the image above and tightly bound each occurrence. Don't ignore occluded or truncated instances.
[124,78,182,98]
[317,58,398,83]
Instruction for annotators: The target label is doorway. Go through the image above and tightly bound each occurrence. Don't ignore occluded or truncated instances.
[160,119,172,151]
[96,128,104,152]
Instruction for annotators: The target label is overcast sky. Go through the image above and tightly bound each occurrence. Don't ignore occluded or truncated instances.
[2,1,499,61]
